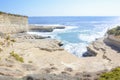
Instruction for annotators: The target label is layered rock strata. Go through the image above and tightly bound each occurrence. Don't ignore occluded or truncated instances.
[0,12,28,34]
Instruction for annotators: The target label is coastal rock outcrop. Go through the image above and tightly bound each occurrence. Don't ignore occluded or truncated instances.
[34,39,64,52]
[83,38,106,57]
[84,34,120,74]
[85,26,120,57]
[29,25,65,32]
[0,12,28,34]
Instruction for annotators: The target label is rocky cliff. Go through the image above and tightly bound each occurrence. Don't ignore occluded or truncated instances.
[85,26,120,74]
[0,12,28,34]
[86,26,120,56]
[0,12,120,80]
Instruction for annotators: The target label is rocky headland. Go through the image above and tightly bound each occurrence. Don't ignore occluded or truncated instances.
[29,24,65,32]
[0,12,120,80]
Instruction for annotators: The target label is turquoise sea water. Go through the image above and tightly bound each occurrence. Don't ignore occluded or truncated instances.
[28,16,120,57]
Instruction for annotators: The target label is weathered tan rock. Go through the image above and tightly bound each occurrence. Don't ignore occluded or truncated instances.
[0,17,120,79]
[0,12,28,34]
[105,35,120,49]
[85,37,120,71]
[0,68,23,76]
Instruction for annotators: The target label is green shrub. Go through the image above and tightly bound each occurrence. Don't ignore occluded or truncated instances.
[115,30,120,36]
[5,35,10,41]
[10,39,16,42]
[0,11,27,17]
[28,61,32,63]
[4,35,16,47]
[0,42,4,46]
[99,67,120,80]
[107,28,116,34]
[116,26,120,30]
[0,11,4,15]
[10,51,24,63]
[0,48,3,52]
[107,26,120,36]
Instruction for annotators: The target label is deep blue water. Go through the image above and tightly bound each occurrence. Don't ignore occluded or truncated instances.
[28,16,120,57]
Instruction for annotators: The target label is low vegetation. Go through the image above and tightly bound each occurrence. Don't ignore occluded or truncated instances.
[5,35,16,47]
[107,26,120,36]
[28,61,32,63]
[0,34,23,63]
[0,48,3,52]
[99,67,120,80]
[0,11,4,15]
[10,51,24,63]
[0,34,16,54]
[0,11,27,17]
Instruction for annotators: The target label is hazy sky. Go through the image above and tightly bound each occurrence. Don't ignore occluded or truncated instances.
[0,0,120,16]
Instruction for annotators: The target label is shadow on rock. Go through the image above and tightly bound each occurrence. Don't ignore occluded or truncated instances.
[104,38,120,53]
[21,71,106,80]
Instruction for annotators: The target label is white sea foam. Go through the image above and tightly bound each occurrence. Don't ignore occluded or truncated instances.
[78,26,108,43]
[28,25,79,39]
[28,22,65,27]
[27,32,57,38]
[64,43,87,57]
[79,34,98,42]
[28,22,120,57]
[53,26,78,33]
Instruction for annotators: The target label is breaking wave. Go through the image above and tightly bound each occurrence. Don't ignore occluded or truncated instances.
[28,16,120,57]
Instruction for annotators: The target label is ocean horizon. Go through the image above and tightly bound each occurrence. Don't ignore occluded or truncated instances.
[28,16,120,57]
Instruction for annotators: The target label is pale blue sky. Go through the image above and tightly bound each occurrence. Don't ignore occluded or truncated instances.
[0,0,120,16]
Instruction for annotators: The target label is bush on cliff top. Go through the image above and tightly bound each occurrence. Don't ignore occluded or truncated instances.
[99,67,120,80]
[0,11,4,15]
[0,11,27,17]
[107,26,120,36]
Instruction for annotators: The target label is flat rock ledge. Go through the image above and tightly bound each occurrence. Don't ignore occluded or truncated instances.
[29,25,65,32]
[84,37,120,70]
[0,33,120,80]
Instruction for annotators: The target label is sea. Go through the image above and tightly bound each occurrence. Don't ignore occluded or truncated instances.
[28,16,120,57]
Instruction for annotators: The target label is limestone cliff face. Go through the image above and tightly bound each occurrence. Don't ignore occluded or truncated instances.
[86,35,120,57]
[0,12,28,34]
[85,37,120,70]
[105,35,120,48]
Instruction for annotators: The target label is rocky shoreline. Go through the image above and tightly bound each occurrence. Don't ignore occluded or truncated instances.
[29,24,65,32]
[0,28,119,80]
[0,12,120,80]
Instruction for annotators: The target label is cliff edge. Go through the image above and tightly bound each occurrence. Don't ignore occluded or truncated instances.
[0,12,120,80]
[85,26,120,71]
[0,11,28,34]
